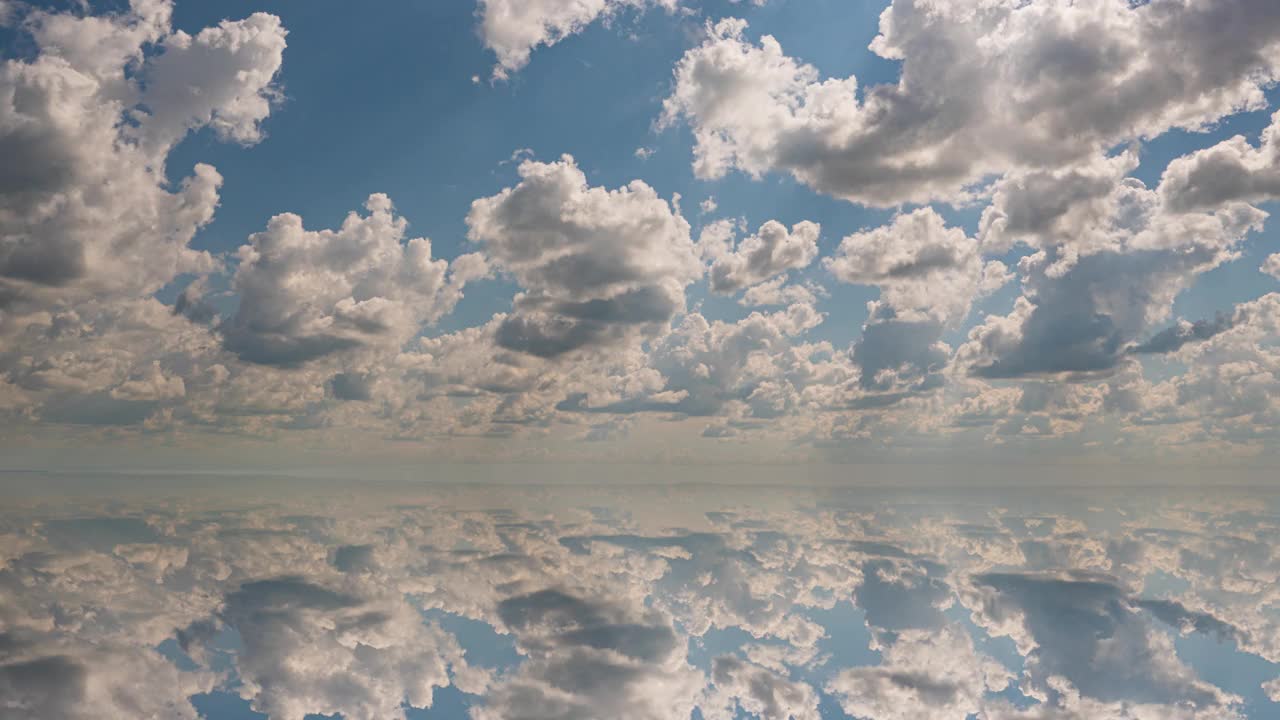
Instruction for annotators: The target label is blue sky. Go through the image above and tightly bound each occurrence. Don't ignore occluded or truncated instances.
[2,0,1280,474]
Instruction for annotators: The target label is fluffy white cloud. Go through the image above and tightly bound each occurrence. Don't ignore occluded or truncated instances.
[467,155,701,358]
[0,632,212,720]
[224,194,482,366]
[826,626,1011,720]
[826,208,1006,399]
[1160,110,1280,211]
[193,578,466,720]
[700,218,820,294]
[702,655,821,720]
[828,208,1001,326]
[964,572,1241,715]
[1133,293,1280,438]
[473,588,703,720]
[959,162,1267,379]
[1263,253,1280,280]
[739,276,821,308]
[662,2,1280,205]
[478,0,678,80]
[0,0,285,323]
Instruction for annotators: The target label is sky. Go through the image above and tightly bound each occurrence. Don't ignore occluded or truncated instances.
[2,0,1280,476]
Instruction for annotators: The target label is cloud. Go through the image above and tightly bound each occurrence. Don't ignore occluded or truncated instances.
[2,489,1275,720]
[1160,110,1280,212]
[223,194,479,367]
[965,572,1240,712]
[739,276,821,308]
[826,626,1011,720]
[0,631,212,720]
[129,11,288,153]
[662,2,1280,205]
[557,302,827,419]
[1137,292,1280,431]
[474,588,702,720]
[827,208,999,326]
[700,218,820,294]
[1264,253,1280,280]
[0,0,285,321]
[826,208,1006,398]
[958,164,1267,379]
[1129,314,1236,355]
[467,155,700,358]
[702,655,821,720]
[192,576,466,720]
[478,0,678,80]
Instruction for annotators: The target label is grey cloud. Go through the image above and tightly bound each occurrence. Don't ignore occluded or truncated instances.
[327,372,375,402]
[480,588,700,720]
[1160,110,1280,211]
[468,156,701,359]
[702,219,821,295]
[225,196,466,367]
[497,285,681,358]
[0,1,283,309]
[966,244,1244,379]
[331,544,378,573]
[1129,313,1235,355]
[708,655,821,720]
[971,572,1234,709]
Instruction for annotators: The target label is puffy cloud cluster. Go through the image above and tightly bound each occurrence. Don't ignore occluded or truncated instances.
[662,1,1280,205]
[224,195,483,366]
[468,156,700,358]
[826,626,1011,720]
[0,631,212,720]
[826,208,1006,399]
[701,218,820,294]
[556,302,827,421]
[703,655,821,720]
[2,0,1280,464]
[475,589,702,720]
[959,155,1267,379]
[1161,110,1280,211]
[966,572,1241,716]
[0,0,285,323]
[190,578,468,719]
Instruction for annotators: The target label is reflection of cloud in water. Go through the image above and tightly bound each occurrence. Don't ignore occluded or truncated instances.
[0,484,1277,719]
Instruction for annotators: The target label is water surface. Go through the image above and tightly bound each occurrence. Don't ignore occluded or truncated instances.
[2,481,1277,719]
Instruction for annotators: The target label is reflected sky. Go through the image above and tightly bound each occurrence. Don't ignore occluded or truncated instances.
[2,479,1278,719]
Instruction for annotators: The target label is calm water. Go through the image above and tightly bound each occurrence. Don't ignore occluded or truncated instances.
[2,481,1278,719]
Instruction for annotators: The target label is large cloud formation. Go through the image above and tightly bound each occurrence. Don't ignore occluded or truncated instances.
[467,156,700,358]
[662,1,1280,205]
[0,1,284,323]
[1,0,1280,465]
[827,208,1007,400]
[223,195,482,367]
